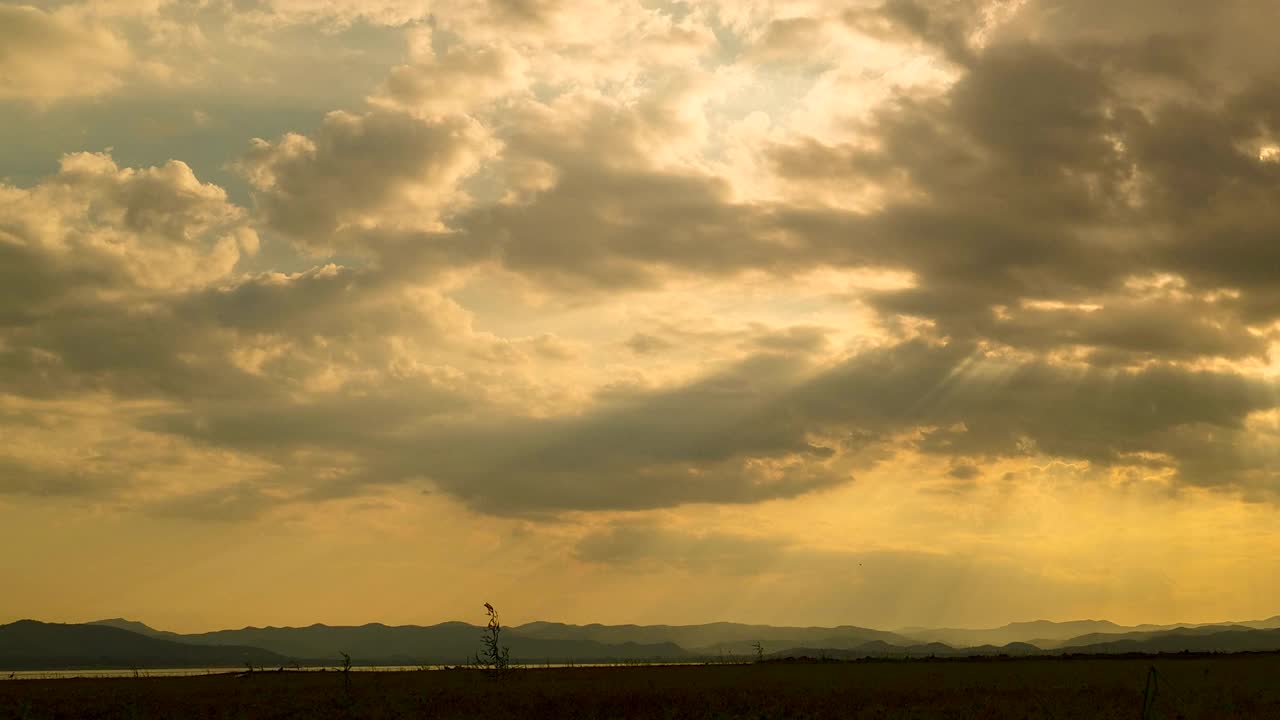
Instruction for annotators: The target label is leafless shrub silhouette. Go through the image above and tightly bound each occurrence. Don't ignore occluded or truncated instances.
[475,602,512,677]
[340,651,352,695]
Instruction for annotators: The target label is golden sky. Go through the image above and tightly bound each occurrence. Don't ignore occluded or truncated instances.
[2,0,1280,633]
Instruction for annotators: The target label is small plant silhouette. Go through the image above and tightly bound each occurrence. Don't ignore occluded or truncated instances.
[1141,665,1158,720]
[476,602,512,677]
[340,651,352,694]
[752,641,765,663]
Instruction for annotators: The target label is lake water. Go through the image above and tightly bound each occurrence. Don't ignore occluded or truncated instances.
[2,661,724,680]
[3,666,430,680]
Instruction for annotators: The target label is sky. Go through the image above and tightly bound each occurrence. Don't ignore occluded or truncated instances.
[2,0,1280,634]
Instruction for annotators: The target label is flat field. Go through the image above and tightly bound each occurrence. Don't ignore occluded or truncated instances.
[4,654,1280,719]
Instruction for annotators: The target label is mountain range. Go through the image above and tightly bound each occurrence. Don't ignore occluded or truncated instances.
[2,615,1280,670]
[0,620,289,670]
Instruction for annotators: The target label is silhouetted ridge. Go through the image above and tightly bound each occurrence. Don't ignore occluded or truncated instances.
[0,621,289,670]
[13,615,1280,670]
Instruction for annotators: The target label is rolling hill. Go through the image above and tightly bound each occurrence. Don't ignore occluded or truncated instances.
[96,620,690,665]
[1057,627,1280,655]
[0,620,290,670]
[514,621,914,656]
[0,613,1264,670]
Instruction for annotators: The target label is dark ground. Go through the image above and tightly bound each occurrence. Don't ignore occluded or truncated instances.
[4,654,1280,719]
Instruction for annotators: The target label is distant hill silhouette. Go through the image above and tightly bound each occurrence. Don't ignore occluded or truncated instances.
[0,620,289,670]
[514,621,913,656]
[0,614,1271,670]
[91,618,182,641]
[771,640,1041,660]
[897,616,1280,649]
[1043,624,1255,649]
[1056,627,1280,655]
[96,620,689,665]
[897,620,1128,647]
[1235,615,1280,630]
[771,628,1280,660]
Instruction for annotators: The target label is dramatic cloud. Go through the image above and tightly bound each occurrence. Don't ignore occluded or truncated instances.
[5,0,1280,631]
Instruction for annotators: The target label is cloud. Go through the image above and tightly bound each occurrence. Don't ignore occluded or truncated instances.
[767,30,1280,365]
[0,153,267,405]
[0,5,132,103]
[144,342,843,515]
[135,311,1280,515]
[374,38,531,118]
[448,84,855,290]
[6,0,1280,526]
[0,152,251,305]
[236,109,497,250]
[790,339,1279,491]
[196,0,434,27]
[998,0,1280,93]
[846,0,987,66]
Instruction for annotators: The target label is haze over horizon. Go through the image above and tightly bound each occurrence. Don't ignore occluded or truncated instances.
[4,0,1280,636]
